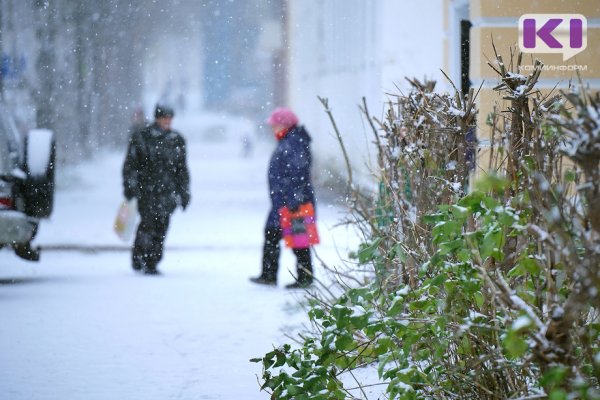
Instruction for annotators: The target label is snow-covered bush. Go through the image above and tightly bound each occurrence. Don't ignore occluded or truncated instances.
[252,52,600,399]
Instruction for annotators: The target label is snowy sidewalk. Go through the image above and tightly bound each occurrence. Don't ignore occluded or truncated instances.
[0,113,358,400]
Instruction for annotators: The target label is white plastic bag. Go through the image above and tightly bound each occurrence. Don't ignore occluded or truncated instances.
[113,199,138,242]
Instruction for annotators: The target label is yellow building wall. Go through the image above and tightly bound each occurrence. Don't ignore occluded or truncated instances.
[468,0,600,173]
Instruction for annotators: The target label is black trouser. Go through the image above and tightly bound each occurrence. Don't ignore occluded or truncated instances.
[132,211,171,271]
[262,226,312,282]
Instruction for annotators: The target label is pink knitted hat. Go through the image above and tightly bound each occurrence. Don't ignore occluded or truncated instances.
[266,107,299,128]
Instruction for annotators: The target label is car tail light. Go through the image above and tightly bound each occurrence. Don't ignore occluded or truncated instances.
[0,197,13,208]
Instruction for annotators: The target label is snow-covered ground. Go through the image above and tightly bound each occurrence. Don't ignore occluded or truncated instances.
[0,113,359,400]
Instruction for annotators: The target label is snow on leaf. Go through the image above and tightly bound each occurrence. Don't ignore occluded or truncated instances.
[511,315,532,331]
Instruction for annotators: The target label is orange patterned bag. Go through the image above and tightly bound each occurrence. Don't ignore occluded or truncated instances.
[279,202,319,249]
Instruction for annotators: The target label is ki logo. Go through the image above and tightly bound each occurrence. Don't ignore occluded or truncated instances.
[518,14,587,61]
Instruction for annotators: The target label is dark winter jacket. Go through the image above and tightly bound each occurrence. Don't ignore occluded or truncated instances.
[266,125,315,227]
[122,122,190,215]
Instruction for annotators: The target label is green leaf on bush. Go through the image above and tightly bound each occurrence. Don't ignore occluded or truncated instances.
[481,226,504,260]
[540,365,568,390]
[503,330,528,359]
[394,243,407,263]
[285,384,302,396]
[434,341,448,359]
[520,257,541,275]
[350,313,370,329]
[331,305,351,328]
[376,337,393,355]
[432,220,463,243]
[335,334,355,351]
[388,294,406,317]
[416,348,431,360]
[548,390,568,400]
[497,208,518,227]
[274,352,287,368]
[429,273,446,287]
[439,238,464,255]
[357,238,383,264]
[450,204,470,219]
[409,299,431,311]
[563,169,576,182]
[458,190,485,211]
[474,174,509,193]
[473,291,484,308]
[423,212,447,225]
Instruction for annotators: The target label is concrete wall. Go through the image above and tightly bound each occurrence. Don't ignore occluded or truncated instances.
[286,0,445,181]
[286,0,599,183]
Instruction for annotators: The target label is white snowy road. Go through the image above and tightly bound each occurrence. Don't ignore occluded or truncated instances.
[0,113,358,400]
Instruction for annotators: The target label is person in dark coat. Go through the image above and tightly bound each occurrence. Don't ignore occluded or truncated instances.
[250,107,316,289]
[122,104,190,275]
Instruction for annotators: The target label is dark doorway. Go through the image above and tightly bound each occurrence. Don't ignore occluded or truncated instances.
[460,19,472,96]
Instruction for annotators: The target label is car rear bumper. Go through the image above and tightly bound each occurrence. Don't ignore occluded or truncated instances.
[0,210,37,245]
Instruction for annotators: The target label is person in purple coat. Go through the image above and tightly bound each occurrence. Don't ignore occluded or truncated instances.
[250,107,315,289]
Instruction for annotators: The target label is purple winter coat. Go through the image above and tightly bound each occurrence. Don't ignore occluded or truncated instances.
[266,125,315,227]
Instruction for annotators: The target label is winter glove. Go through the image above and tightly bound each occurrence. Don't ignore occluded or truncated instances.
[124,187,137,201]
[288,190,306,213]
[180,192,190,211]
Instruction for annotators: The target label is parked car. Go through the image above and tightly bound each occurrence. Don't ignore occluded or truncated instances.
[0,104,55,261]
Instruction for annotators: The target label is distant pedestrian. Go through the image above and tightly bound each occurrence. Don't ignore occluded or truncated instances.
[241,132,253,158]
[250,107,315,289]
[122,104,190,275]
[129,106,147,136]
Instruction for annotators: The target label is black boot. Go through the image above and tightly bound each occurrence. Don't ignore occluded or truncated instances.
[13,243,41,261]
[132,253,143,271]
[285,276,313,289]
[251,226,281,286]
[286,248,313,289]
[249,275,276,285]
[142,267,161,276]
